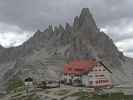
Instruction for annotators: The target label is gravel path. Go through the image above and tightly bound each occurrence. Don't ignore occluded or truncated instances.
[36,86,93,100]
[0,95,11,100]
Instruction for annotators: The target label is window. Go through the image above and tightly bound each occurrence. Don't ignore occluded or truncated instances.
[100,75,104,77]
[90,81,93,84]
[104,80,109,83]
[96,75,98,77]
[103,80,106,83]
[96,75,104,77]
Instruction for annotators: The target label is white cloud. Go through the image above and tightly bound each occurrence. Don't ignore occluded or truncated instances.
[125,52,133,58]
[101,19,133,42]
[115,39,133,57]
[116,39,133,51]
[0,22,33,48]
[101,20,133,58]
[0,32,31,48]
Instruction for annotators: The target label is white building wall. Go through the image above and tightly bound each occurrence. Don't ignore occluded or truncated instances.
[82,75,89,86]
[82,64,112,87]
[64,74,72,84]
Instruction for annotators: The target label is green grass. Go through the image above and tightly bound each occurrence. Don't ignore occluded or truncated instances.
[70,91,91,100]
[7,80,24,93]
[44,90,51,94]
[21,95,40,100]
[11,94,40,100]
[7,79,25,99]
[6,80,40,100]
[11,92,23,97]
[70,92,133,100]
[124,95,133,100]
[70,91,90,97]
[54,89,70,96]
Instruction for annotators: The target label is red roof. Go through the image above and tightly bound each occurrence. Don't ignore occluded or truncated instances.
[64,59,97,75]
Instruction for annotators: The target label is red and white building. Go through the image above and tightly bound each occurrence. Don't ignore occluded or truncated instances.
[64,59,112,88]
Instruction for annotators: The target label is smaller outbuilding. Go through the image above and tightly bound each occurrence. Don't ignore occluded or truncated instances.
[24,77,33,86]
[25,77,33,82]
[24,77,34,93]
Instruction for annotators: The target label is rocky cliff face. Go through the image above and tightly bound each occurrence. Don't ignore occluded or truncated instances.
[0,8,132,93]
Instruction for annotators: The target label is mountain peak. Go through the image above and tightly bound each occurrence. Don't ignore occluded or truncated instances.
[80,8,91,18]
[65,23,72,33]
[78,8,98,33]
[0,8,131,92]
[46,25,54,33]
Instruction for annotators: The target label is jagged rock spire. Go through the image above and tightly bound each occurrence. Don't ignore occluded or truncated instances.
[54,24,65,35]
[79,8,98,33]
[46,25,54,33]
[65,23,72,33]
[43,25,54,39]
[54,26,60,35]
[73,8,98,33]
[59,24,65,33]
[73,16,79,31]
[36,29,41,33]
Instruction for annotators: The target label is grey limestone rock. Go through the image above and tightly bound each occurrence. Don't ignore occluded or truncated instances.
[0,8,132,93]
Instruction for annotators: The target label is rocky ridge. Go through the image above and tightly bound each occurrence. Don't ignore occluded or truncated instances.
[0,8,132,93]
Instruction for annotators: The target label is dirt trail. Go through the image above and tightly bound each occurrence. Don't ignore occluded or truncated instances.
[36,86,91,100]
[0,95,11,100]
